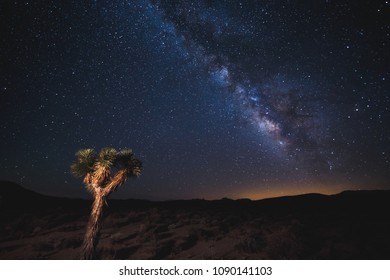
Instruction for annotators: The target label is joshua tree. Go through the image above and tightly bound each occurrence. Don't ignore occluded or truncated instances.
[70,147,142,259]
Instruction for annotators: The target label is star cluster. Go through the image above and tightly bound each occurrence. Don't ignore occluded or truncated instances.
[1,0,389,199]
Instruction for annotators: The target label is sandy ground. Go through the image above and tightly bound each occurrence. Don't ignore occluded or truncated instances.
[1,182,390,259]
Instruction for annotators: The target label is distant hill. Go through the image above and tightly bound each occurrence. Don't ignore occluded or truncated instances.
[0,181,46,209]
[0,181,43,199]
[1,180,390,211]
[0,181,83,211]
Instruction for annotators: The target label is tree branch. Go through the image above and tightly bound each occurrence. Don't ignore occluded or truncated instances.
[102,169,128,197]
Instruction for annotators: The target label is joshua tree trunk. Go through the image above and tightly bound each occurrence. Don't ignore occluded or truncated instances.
[81,170,128,259]
[82,188,106,260]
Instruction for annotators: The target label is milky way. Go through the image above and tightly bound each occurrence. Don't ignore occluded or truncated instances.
[149,1,327,161]
[1,0,389,199]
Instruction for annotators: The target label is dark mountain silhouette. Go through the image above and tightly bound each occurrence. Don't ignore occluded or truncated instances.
[0,181,43,199]
[1,181,390,259]
[0,181,85,211]
[0,181,48,211]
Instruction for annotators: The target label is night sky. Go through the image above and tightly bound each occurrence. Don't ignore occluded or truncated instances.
[1,0,389,200]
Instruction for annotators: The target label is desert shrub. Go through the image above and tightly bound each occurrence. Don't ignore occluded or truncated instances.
[263,225,304,259]
[61,237,82,249]
[114,245,141,259]
[154,224,169,234]
[32,241,55,251]
[153,240,175,259]
[176,233,198,251]
[236,231,266,253]
[196,228,216,240]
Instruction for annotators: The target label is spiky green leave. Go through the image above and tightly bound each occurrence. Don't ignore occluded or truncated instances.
[117,148,133,158]
[115,149,142,177]
[71,147,142,195]
[128,157,142,177]
[70,149,97,177]
[97,147,117,169]
[89,148,117,186]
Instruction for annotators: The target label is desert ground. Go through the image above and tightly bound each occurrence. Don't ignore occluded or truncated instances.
[1,181,389,259]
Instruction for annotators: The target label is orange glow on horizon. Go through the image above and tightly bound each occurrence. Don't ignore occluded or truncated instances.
[221,183,356,201]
